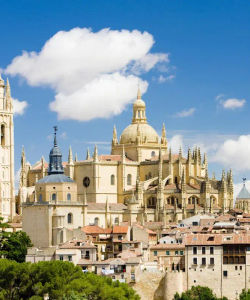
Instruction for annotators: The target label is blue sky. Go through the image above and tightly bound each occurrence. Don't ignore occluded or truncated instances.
[0,0,250,193]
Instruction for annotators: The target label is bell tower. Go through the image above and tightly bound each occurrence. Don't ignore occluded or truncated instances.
[0,75,15,221]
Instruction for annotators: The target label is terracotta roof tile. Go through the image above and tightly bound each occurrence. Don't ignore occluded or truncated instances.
[113,226,129,234]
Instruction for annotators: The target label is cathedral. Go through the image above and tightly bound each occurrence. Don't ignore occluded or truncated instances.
[0,75,15,221]
[19,88,234,238]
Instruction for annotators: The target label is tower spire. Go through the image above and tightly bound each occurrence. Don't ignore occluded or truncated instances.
[48,126,64,175]
[93,145,98,162]
[68,146,73,164]
[86,148,90,160]
[112,125,118,145]
[161,123,167,145]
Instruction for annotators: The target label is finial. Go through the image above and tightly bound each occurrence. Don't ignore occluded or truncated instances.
[243,177,247,185]
[93,145,98,162]
[68,146,73,163]
[86,148,90,160]
[74,153,78,162]
[53,126,58,146]
[162,123,166,137]
[179,146,182,158]
[137,86,141,99]
[187,148,191,161]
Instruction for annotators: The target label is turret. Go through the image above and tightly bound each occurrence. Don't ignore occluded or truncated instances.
[112,125,118,146]
[5,78,12,111]
[132,87,147,124]
[48,126,64,175]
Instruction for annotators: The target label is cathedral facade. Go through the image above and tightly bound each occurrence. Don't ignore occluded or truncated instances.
[20,89,234,231]
[0,76,15,221]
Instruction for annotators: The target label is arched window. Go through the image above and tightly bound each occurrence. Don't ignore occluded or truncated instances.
[210,196,216,205]
[110,174,115,185]
[67,213,73,224]
[67,193,71,201]
[114,217,119,225]
[94,217,99,226]
[151,151,156,157]
[39,194,42,202]
[174,176,178,184]
[1,125,5,146]
[188,196,199,205]
[52,193,57,201]
[147,197,157,208]
[127,174,132,185]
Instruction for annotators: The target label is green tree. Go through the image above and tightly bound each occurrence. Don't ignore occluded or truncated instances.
[0,259,140,300]
[174,286,228,300]
[239,289,250,300]
[0,217,32,263]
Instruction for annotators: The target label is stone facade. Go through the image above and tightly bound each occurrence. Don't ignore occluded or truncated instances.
[0,75,15,221]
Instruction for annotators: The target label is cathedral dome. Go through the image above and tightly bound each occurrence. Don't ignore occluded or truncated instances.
[120,123,159,144]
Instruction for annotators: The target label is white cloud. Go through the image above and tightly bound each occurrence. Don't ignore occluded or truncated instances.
[169,135,184,153]
[216,94,246,110]
[12,98,28,116]
[222,98,246,110]
[158,74,175,83]
[174,107,195,118]
[212,135,250,171]
[5,28,168,121]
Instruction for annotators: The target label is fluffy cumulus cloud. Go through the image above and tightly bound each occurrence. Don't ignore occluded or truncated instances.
[5,28,168,121]
[216,94,246,110]
[12,98,28,116]
[174,107,196,118]
[212,135,250,171]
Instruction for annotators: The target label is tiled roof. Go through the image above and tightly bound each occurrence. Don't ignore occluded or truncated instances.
[59,240,96,249]
[113,226,129,234]
[150,243,185,250]
[185,233,250,246]
[82,226,112,234]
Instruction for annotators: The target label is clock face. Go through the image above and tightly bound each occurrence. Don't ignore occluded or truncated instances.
[83,176,90,188]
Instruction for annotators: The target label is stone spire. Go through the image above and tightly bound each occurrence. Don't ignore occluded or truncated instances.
[169,147,172,162]
[179,146,182,159]
[20,146,27,187]
[203,152,207,166]
[205,166,209,181]
[48,126,64,175]
[68,146,73,164]
[74,153,78,162]
[6,78,12,111]
[198,147,201,164]
[93,145,98,162]
[112,125,118,146]
[86,148,90,160]
[41,155,46,177]
[0,74,4,101]
[187,148,192,161]
[161,123,167,145]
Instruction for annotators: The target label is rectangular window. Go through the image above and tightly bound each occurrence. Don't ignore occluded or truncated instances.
[68,255,72,262]
[193,247,197,255]
[210,257,214,265]
[223,270,228,277]
[166,251,170,255]
[59,255,63,261]
[202,247,206,254]
[210,247,214,254]
[154,251,157,256]
[235,266,238,270]
[180,250,184,255]
[202,258,206,265]
[175,251,178,255]
[193,257,197,265]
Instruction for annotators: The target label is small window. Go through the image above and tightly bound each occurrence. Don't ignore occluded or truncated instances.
[154,251,157,256]
[202,247,206,254]
[114,217,119,225]
[166,251,170,255]
[110,174,115,185]
[223,270,228,277]
[175,251,178,255]
[210,257,214,265]
[180,250,184,255]
[210,247,214,254]
[67,213,73,224]
[193,257,197,265]
[127,174,132,185]
[235,266,238,270]
[94,217,99,226]
[151,151,156,157]
[68,255,72,262]
[39,194,42,202]
[193,247,197,255]
[60,231,63,243]
[240,266,242,270]
[67,193,71,201]
[202,258,206,265]
[59,255,63,261]
[1,124,5,146]
[52,193,57,201]
[118,235,122,240]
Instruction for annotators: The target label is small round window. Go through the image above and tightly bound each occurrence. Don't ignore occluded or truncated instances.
[83,177,90,187]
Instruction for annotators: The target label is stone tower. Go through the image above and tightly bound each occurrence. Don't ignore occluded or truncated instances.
[0,75,15,221]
